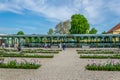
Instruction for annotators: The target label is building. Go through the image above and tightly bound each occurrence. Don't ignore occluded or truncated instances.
[107,23,120,34]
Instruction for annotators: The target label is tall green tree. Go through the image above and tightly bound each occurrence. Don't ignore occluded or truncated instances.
[17,31,24,35]
[47,28,54,35]
[89,28,97,34]
[69,14,90,34]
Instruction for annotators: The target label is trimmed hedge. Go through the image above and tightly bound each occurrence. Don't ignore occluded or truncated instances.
[77,51,115,54]
[0,53,54,58]
[86,63,120,71]
[0,60,41,69]
[21,50,59,54]
[80,54,120,59]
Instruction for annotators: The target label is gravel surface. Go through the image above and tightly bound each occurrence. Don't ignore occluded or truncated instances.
[0,48,120,80]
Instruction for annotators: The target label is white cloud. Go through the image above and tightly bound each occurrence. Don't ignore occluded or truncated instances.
[0,0,119,25]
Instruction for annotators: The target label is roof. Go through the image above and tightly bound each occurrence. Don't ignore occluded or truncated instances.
[107,23,120,33]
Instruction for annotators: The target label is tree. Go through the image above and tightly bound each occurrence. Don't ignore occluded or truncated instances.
[25,37,30,43]
[54,20,71,34]
[17,31,24,35]
[42,37,47,43]
[69,14,90,34]
[31,37,35,43]
[102,31,107,34]
[47,28,54,35]
[35,37,40,43]
[89,28,97,34]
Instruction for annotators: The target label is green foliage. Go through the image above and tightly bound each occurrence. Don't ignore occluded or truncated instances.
[17,31,24,35]
[80,54,120,59]
[21,50,59,53]
[55,20,71,34]
[77,50,116,54]
[35,37,40,43]
[42,37,47,43]
[102,31,107,34]
[70,14,90,34]
[0,53,54,58]
[25,37,30,43]
[31,37,35,43]
[0,60,40,69]
[86,62,120,71]
[47,28,54,35]
[89,28,97,34]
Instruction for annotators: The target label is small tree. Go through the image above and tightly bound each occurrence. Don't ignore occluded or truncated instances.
[47,28,54,35]
[102,31,107,34]
[35,37,40,43]
[17,31,24,35]
[31,37,35,43]
[25,37,30,43]
[42,37,47,43]
[89,28,97,34]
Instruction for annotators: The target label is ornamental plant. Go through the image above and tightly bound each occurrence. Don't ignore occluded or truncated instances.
[0,60,41,69]
[86,61,120,71]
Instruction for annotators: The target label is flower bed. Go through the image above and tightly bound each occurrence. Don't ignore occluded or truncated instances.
[80,54,120,59]
[0,53,54,58]
[77,51,115,54]
[0,60,41,69]
[21,50,59,54]
[86,62,120,71]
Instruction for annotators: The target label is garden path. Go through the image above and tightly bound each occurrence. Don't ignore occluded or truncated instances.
[0,48,120,80]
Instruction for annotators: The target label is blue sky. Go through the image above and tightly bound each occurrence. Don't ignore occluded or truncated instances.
[0,0,120,34]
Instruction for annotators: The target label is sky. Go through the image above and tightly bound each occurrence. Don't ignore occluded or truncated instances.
[0,0,120,34]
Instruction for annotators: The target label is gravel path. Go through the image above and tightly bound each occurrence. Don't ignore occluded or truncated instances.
[0,48,120,80]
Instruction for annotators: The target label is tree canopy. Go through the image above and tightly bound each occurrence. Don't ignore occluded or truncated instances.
[54,20,71,34]
[102,31,107,34]
[89,28,97,34]
[47,28,54,35]
[17,31,24,35]
[25,37,30,43]
[69,14,90,34]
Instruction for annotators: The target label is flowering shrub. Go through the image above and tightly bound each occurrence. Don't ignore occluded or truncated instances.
[0,60,41,69]
[86,62,120,71]
[80,54,120,59]
[21,50,59,53]
[77,50,117,54]
[0,53,54,58]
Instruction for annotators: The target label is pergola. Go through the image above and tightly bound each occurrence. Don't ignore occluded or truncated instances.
[0,34,120,48]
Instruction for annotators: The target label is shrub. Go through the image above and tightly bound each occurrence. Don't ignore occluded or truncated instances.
[86,62,120,71]
[0,60,41,69]
[80,54,120,59]
[0,53,54,58]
